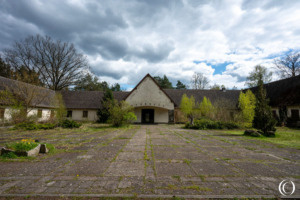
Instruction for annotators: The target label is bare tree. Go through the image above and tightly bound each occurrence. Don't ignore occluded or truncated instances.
[274,51,300,78]
[246,65,272,88]
[191,72,209,89]
[4,35,88,90]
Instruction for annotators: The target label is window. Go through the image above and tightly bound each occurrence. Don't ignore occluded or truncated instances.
[291,109,299,120]
[50,110,55,118]
[67,110,72,118]
[272,110,277,118]
[0,108,4,119]
[230,112,234,119]
[83,111,88,118]
[37,109,43,118]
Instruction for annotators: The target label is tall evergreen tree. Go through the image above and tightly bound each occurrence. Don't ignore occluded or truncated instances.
[97,89,114,123]
[253,79,277,136]
[111,83,121,91]
[176,80,186,89]
[154,75,173,89]
[74,73,108,91]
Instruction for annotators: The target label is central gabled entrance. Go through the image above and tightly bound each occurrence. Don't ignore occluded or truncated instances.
[142,109,154,124]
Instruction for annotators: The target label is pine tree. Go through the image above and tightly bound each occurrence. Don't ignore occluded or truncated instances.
[97,89,114,123]
[253,80,277,136]
[176,80,186,89]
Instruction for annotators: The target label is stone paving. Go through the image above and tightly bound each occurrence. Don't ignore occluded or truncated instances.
[0,124,299,198]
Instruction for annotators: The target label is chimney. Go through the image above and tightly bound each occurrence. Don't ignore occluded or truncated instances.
[221,87,226,92]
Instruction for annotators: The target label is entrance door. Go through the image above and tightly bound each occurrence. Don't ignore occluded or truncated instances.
[142,109,154,124]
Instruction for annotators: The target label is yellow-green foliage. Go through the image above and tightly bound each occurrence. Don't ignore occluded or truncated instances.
[238,90,256,125]
[109,100,137,127]
[199,96,214,117]
[180,94,195,116]
[180,94,199,123]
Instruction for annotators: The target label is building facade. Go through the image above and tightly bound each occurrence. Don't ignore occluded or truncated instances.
[1,74,300,126]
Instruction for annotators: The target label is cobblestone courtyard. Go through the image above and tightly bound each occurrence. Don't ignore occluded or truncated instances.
[0,124,299,199]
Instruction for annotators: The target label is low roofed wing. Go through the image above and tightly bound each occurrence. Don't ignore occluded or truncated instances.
[61,91,129,109]
[250,75,300,107]
[0,76,56,108]
[164,89,241,109]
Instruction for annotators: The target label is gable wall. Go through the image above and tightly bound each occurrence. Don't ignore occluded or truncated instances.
[126,77,174,110]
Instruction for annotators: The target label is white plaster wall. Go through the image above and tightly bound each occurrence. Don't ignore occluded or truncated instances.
[154,108,169,123]
[134,108,142,123]
[126,77,174,110]
[39,109,52,121]
[133,107,169,123]
[287,106,300,117]
[69,110,98,121]
[28,109,38,117]
[4,108,13,120]
[3,107,53,121]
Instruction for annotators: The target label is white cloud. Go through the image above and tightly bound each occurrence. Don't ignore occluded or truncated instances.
[0,0,300,89]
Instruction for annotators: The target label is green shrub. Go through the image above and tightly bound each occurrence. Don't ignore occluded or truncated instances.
[0,152,18,159]
[6,139,38,152]
[13,122,56,130]
[108,100,137,127]
[38,123,56,130]
[13,122,38,130]
[185,119,240,130]
[59,119,81,128]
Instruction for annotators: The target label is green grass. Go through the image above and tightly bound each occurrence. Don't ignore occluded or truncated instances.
[6,139,39,152]
[224,127,300,149]
[183,159,191,165]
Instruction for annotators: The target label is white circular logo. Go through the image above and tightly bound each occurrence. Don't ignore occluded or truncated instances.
[279,180,295,196]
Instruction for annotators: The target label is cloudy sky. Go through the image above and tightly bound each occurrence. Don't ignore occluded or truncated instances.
[1,0,300,90]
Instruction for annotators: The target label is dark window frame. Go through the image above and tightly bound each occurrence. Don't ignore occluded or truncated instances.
[50,110,55,118]
[37,109,43,118]
[83,110,88,118]
[291,109,299,120]
[67,110,73,118]
[0,108,4,119]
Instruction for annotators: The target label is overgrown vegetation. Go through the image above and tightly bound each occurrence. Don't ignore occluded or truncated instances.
[181,94,239,130]
[180,94,199,125]
[13,122,56,130]
[253,78,277,136]
[108,100,137,127]
[225,127,300,149]
[238,90,256,127]
[6,139,38,152]
[58,119,82,129]
[185,118,240,130]
[97,89,114,123]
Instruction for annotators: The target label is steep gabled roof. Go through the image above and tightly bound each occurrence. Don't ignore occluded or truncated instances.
[124,73,175,104]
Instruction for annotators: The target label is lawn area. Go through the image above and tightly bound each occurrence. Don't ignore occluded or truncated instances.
[223,127,300,149]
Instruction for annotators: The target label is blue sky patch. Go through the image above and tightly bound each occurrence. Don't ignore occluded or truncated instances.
[193,61,234,75]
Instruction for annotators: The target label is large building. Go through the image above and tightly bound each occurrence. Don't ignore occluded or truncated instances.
[0,74,300,125]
